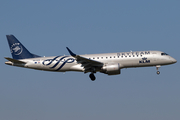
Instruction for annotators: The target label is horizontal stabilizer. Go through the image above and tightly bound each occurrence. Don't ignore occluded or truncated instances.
[4,57,26,64]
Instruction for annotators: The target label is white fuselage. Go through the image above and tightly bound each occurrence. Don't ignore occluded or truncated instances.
[6,50,176,73]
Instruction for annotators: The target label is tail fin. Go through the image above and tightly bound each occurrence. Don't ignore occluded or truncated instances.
[6,35,41,59]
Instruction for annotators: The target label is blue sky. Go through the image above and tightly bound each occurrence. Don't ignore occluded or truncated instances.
[0,0,180,120]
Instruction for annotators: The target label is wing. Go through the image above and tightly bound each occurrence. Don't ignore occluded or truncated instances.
[66,47,103,72]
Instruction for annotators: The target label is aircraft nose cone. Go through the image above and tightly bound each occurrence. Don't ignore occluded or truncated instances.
[171,58,177,63]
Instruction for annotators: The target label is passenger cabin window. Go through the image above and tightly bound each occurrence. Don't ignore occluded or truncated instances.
[161,53,168,56]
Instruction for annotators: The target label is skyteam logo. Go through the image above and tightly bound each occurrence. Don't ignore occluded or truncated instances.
[43,56,75,71]
[139,57,150,63]
[10,43,23,55]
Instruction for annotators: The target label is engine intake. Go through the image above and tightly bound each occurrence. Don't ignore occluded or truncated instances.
[101,63,121,75]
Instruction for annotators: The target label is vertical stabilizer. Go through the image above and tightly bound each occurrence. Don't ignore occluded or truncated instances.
[6,35,40,59]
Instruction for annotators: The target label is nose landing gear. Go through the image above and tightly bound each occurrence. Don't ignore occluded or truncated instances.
[156,65,161,75]
[156,71,160,75]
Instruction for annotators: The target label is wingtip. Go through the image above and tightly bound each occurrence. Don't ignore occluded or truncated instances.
[66,47,70,50]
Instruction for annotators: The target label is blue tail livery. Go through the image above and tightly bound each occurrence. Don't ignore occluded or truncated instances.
[6,35,40,59]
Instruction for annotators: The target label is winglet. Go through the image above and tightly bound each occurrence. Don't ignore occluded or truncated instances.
[66,47,76,56]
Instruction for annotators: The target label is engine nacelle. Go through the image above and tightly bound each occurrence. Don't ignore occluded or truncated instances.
[101,63,121,75]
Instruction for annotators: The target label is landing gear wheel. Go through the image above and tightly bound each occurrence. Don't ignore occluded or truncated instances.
[156,65,161,75]
[157,71,160,75]
[89,73,96,81]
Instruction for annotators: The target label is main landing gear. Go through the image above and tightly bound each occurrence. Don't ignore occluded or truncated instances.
[89,67,96,81]
[156,65,161,75]
[89,73,96,81]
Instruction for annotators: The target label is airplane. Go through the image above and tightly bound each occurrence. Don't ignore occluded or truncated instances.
[5,35,177,81]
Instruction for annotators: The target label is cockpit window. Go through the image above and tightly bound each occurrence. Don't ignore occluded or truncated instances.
[161,53,168,56]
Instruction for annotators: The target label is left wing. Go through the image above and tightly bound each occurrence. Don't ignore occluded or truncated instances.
[66,47,103,72]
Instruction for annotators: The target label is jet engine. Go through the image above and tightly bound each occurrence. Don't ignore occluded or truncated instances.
[101,63,121,75]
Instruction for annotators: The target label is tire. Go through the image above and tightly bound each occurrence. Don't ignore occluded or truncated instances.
[89,73,96,81]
